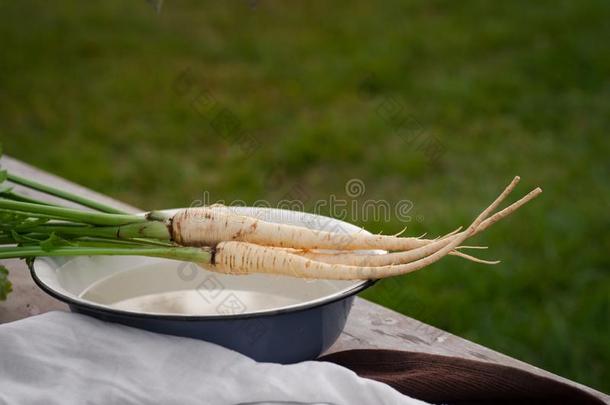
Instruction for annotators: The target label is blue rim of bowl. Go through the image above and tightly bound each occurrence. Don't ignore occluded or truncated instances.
[28,260,377,321]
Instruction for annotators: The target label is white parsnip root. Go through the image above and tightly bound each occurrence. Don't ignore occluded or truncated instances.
[171,205,429,250]
[206,177,542,280]
[291,187,542,267]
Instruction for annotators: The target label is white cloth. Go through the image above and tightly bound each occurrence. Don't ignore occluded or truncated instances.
[0,311,426,405]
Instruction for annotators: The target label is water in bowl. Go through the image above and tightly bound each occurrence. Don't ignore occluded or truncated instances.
[109,289,301,315]
[77,260,347,316]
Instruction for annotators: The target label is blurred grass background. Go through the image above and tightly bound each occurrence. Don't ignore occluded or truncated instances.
[1,0,608,392]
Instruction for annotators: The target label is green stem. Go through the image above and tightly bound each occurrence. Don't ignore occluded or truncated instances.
[7,173,128,214]
[25,221,171,241]
[69,237,173,248]
[0,233,172,248]
[0,208,64,221]
[129,237,174,247]
[0,245,212,263]
[0,199,145,226]
[1,190,58,206]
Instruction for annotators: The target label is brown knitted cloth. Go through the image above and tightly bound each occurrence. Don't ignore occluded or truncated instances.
[319,350,605,405]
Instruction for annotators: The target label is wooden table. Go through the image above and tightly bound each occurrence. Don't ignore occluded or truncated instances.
[1,156,607,403]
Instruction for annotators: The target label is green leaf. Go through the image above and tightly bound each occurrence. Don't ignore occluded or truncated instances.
[10,230,41,244]
[40,233,73,251]
[0,265,12,301]
[0,211,35,230]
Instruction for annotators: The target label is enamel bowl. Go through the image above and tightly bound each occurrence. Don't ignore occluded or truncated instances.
[30,207,376,363]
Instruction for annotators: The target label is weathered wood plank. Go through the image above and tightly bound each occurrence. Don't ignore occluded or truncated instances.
[328,298,609,402]
[1,155,607,402]
[0,258,67,322]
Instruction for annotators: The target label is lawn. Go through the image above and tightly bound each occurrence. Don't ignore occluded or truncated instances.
[1,0,609,392]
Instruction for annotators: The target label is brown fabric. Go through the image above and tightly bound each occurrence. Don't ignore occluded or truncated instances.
[319,350,605,405]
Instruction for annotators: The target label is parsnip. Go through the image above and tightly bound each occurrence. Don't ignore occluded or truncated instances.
[171,177,524,252]
[289,188,541,266]
[211,177,529,279]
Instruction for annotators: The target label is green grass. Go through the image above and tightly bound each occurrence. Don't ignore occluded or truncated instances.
[1,0,609,392]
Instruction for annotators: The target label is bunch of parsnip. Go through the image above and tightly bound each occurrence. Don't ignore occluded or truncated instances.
[0,159,541,298]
